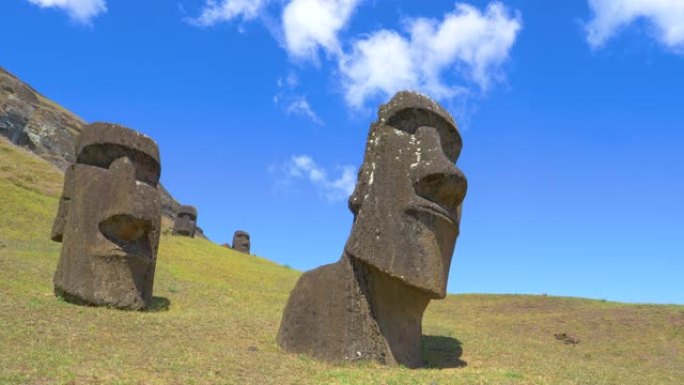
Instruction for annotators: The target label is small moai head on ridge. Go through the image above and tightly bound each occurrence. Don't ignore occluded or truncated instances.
[172,205,197,238]
[51,122,162,310]
[232,230,250,254]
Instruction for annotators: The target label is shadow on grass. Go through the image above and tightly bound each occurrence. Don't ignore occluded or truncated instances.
[148,296,171,312]
[422,335,467,369]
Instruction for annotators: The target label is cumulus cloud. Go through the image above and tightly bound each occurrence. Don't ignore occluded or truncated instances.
[190,1,522,111]
[26,0,107,24]
[339,1,522,108]
[282,0,362,61]
[586,0,684,51]
[284,155,356,201]
[191,0,269,26]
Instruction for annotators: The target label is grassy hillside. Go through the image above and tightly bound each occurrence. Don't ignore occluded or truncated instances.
[1,136,682,385]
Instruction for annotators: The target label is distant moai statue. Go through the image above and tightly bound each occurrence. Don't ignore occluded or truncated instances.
[278,91,467,368]
[51,122,162,310]
[172,205,197,237]
[232,231,250,254]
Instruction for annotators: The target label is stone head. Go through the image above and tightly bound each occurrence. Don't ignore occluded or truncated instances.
[232,230,250,254]
[344,91,467,299]
[173,205,197,237]
[51,122,162,309]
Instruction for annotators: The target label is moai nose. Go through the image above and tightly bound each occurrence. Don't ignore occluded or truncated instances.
[100,214,151,242]
[109,156,136,185]
[412,126,467,223]
[101,156,154,257]
[99,214,153,258]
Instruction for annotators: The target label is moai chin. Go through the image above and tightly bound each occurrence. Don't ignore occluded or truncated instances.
[232,231,250,254]
[172,205,197,237]
[277,91,467,368]
[51,122,162,310]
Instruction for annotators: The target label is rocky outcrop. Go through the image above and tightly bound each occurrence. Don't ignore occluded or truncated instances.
[0,67,84,170]
[0,66,186,225]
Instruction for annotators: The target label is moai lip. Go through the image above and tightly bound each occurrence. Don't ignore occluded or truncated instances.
[51,122,162,310]
[277,91,468,367]
[172,205,198,238]
[232,230,250,254]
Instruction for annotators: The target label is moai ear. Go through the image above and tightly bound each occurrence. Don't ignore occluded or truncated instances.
[348,167,366,216]
[51,166,75,242]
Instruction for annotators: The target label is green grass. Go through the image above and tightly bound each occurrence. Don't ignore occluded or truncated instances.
[1,136,683,384]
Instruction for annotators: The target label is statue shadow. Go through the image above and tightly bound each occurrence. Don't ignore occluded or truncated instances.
[148,296,171,312]
[421,335,467,369]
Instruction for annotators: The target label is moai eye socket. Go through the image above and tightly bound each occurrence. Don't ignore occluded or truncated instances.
[77,144,161,186]
[176,206,197,221]
[75,122,162,187]
[386,107,462,163]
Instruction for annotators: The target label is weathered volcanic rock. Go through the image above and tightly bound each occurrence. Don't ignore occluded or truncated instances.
[0,67,84,170]
[277,91,468,367]
[51,122,162,310]
[0,67,187,228]
[232,230,250,254]
[172,205,197,237]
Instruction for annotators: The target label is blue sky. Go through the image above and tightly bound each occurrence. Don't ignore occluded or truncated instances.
[2,0,682,304]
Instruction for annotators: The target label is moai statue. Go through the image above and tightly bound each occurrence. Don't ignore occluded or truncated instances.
[51,122,162,310]
[278,91,467,368]
[172,205,197,237]
[232,230,250,254]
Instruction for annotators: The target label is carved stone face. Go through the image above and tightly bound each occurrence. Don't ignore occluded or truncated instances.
[345,92,467,299]
[173,205,197,237]
[51,122,162,310]
[232,230,250,254]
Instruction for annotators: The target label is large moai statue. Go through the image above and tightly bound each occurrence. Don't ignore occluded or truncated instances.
[172,205,197,237]
[277,91,467,368]
[51,122,162,310]
[232,230,250,254]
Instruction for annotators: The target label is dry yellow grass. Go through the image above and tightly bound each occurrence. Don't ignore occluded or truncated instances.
[1,137,682,385]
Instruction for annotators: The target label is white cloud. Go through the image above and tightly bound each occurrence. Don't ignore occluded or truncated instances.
[282,0,362,61]
[339,1,521,108]
[338,30,418,107]
[586,0,684,51]
[191,0,269,26]
[284,97,324,125]
[190,1,521,112]
[286,155,356,201]
[27,0,107,24]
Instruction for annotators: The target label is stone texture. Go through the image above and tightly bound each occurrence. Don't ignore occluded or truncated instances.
[0,67,189,228]
[0,67,84,170]
[277,91,467,367]
[232,231,250,254]
[172,205,197,237]
[51,122,162,310]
